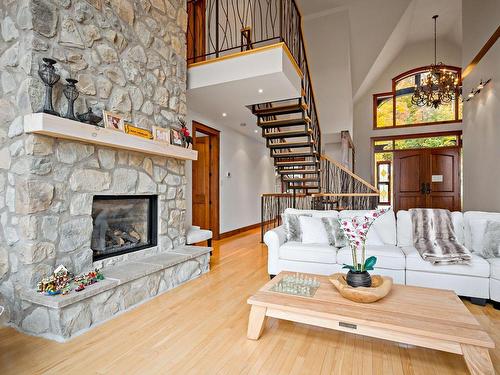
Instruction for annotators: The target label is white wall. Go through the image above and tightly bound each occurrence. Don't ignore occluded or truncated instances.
[462,0,500,211]
[302,10,353,136]
[186,110,276,234]
[353,38,463,182]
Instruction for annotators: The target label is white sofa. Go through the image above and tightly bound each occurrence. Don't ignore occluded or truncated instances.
[264,208,500,306]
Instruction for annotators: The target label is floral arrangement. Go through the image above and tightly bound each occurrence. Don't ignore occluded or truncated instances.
[339,209,388,272]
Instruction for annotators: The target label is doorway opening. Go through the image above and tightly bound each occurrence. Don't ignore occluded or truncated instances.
[192,121,220,239]
[371,131,462,212]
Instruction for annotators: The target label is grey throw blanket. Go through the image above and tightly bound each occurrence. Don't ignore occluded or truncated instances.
[410,208,471,265]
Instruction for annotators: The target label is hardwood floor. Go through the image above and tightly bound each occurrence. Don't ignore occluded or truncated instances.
[0,228,498,374]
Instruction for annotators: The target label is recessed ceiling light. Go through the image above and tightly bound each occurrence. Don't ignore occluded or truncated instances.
[258,89,263,93]
[222,112,227,117]
[254,129,259,133]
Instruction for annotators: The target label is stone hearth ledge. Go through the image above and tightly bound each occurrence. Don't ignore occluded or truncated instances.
[18,246,210,341]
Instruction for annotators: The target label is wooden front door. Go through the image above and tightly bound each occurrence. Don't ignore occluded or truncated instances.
[393,147,461,212]
[187,0,205,63]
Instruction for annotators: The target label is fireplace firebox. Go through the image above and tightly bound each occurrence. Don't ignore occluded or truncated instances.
[91,195,158,261]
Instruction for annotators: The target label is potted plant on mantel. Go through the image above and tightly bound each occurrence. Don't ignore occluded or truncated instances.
[339,209,387,287]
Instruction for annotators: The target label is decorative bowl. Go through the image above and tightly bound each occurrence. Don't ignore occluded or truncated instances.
[329,273,393,303]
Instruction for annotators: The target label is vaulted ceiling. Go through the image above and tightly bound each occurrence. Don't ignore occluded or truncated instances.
[295,0,462,136]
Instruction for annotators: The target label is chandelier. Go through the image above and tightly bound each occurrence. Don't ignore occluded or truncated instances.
[411,15,460,109]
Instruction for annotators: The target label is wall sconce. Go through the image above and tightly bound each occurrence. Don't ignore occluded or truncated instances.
[464,79,491,102]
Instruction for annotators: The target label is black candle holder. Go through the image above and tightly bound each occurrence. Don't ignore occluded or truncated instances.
[63,78,79,120]
[38,58,60,116]
[77,107,103,126]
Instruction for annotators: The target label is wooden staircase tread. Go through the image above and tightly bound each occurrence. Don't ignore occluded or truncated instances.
[277,169,320,174]
[263,129,312,138]
[273,150,317,155]
[283,178,319,182]
[254,103,307,116]
[275,161,318,166]
[260,117,311,128]
[268,141,313,148]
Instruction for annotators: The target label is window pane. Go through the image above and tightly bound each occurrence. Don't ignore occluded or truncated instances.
[394,135,458,150]
[376,96,393,127]
[374,140,393,152]
[395,93,456,125]
[395,75,415,91]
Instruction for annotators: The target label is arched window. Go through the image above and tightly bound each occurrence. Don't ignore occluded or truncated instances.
[373,66,462,129]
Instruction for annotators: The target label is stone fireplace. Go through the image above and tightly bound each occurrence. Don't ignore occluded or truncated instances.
[91,195,158,261]
[0,1,210,341]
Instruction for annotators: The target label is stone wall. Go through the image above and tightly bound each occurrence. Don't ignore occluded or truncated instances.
[0,0,188,324]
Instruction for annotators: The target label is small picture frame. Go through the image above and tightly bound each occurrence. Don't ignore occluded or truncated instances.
[125,123,153,139]
[170,128,183,146]
[103,111,124,131]
[152,126,170,143]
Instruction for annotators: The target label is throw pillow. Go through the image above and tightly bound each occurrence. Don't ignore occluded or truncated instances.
[469,219,500,253]
[481,220,500,258]
[299,216,330,244]
[321,217,347,247]
[282,213,310,242]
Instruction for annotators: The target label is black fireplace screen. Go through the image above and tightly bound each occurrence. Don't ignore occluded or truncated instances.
[91,195,158,261]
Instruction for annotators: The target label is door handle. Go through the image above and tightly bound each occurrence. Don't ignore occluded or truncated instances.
[425,183,432,194]
[420,183,426,194]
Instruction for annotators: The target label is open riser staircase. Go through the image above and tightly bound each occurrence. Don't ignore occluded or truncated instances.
[252,97,321,194]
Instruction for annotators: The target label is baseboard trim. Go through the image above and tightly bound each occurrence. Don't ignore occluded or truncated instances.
[219,222,262,239]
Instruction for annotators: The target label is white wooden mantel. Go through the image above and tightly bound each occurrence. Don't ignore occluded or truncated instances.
[23,113,198,161]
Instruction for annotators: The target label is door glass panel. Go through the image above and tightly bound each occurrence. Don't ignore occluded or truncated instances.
[378,184,390,204]
[374,140,393,152]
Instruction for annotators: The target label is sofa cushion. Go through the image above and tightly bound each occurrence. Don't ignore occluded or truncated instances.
[279,242,337,264]
[397,210,464,247]
[402,246,490,277]
[489,258,500,280]
[464,211,500,250]
[299,216,329,244]
[337,245,405,270]
[284,208,339,218]
[339,209,396,245]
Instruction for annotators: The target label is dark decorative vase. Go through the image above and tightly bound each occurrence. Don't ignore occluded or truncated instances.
[38,58,60,116]
[63,78,79,120]
[77,107,103,126]
[346,270,372,288]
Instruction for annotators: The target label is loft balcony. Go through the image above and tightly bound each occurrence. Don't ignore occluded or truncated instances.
[186,0,306,129]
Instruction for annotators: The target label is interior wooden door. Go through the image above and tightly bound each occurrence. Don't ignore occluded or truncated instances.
[187,0,205,63]
[393,150,427,212]
[192,136,210,229]
[393,147,461,212]
[427,148,461,211]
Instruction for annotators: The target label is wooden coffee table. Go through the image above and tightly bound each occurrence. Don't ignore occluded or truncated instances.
[247,272,495,375]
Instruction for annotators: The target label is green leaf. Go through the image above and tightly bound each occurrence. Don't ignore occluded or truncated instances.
[342,264,355,271]
[364,256,377,270]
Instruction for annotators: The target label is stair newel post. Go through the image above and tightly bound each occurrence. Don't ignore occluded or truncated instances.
[293,189,296,208]
[215,0,220,58]
[260,195,264,243]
